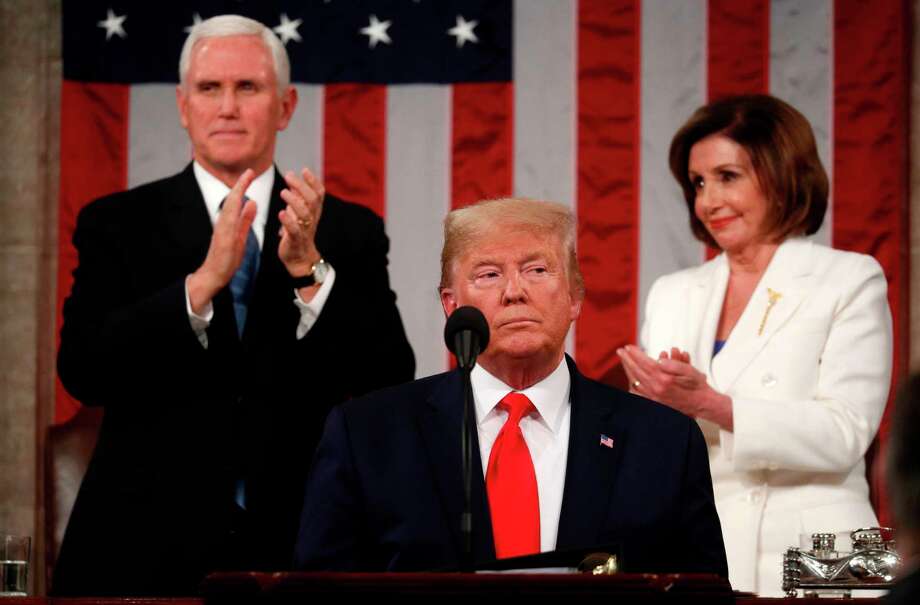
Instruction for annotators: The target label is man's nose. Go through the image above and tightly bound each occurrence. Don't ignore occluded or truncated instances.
[501,271,527,304]
[218,90,239,116]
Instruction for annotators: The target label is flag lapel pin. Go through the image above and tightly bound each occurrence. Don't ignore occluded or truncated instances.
[599,434,614,448]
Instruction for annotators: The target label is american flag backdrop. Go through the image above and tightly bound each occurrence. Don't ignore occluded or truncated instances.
[58,0,910,522]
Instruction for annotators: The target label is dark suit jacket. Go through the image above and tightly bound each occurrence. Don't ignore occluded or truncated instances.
[885,566,920,604]
[53,164,415,596]
[294,357,728,576]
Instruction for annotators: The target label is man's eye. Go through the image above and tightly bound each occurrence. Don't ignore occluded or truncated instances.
[473,271,500,284]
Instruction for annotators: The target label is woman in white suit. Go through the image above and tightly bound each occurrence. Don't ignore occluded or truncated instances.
[618,94,892,596]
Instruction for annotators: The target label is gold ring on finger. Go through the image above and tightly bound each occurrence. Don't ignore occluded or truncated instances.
[298,218,312,229]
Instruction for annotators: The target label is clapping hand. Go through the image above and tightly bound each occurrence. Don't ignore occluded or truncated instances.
[617,345,733,430]
[188,169,258,313]
[278,167,324,280]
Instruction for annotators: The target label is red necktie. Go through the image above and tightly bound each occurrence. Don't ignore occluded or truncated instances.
[486,392,540,558]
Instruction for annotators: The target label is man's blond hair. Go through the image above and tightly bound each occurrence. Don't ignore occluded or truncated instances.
[439,198,584,298]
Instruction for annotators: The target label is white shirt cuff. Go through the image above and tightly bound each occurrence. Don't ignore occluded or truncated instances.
[185,275,214,348]
[293,263,336,339]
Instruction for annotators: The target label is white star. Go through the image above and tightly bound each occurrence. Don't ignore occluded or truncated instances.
[273,13,303,45]
[97,8,127,41]
[360,14,392,49]
[183,13,203,34]
[447,15,479,48]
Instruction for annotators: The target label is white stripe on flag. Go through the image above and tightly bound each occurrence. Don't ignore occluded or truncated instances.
[638,0,707,329]
[513,0,576,207]
[129,84,190,188]
[770,0,832,247]
[386,86,451,379]
[513,0,577,355]
[276,84,325,180]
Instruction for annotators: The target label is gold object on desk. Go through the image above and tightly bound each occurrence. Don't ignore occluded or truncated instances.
[577,553,619,575]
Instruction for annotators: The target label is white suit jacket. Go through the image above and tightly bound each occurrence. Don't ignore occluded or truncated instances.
[641,237,892,593]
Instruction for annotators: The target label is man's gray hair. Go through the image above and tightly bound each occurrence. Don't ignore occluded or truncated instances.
[179,14,291,92]
[888,373,920,534]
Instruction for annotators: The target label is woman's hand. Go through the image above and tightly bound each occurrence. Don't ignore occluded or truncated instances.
[617,345,734,430]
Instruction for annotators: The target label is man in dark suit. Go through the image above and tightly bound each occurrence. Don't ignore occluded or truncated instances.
[884,373,920,604]
[294,198,727,576]
[53,15,414,596]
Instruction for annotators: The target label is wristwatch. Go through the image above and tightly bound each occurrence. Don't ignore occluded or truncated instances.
[291,258,329,288]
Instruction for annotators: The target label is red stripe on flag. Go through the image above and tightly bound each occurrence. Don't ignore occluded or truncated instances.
[450,82,513,209]
[447,82,513,367]
[707,0,770,100]
[323,84,387,218]
[833,0,911,527]
[576,0,640,386]
[56,81,130,424]
[704,0,770,259]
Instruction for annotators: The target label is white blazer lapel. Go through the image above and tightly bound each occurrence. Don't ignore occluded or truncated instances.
[690,256,729,382]
[711,238,815,392]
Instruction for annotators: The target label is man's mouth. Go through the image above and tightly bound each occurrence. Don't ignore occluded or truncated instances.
[211,130,246,138]
[497,318,539,329]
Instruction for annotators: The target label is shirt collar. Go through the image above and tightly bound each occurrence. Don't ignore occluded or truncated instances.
[471,357,571,434]
[192,161,274,247]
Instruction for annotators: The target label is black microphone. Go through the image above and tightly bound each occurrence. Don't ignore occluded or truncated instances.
[443,306,489,568]
[444,306,490,370]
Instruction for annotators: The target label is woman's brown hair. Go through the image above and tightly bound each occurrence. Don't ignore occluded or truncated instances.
[669,94,828,249]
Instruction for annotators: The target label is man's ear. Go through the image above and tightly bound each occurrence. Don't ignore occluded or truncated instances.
[569,292,583,322]
[277,85,298,131]
[176,85,189,130]
[440,288,458,317]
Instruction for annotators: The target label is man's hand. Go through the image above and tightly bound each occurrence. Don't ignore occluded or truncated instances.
[278,167,324,281]
[187,169,258,314]
[617,345,733,430]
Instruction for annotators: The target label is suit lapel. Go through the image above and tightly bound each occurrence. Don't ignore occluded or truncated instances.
[417,372,495,564]
[162,164,213,269]
[711,238,814,392]
[241,169,294,342]
[259,169,286,279]
[556,357,622,551]
[688,257,729,380]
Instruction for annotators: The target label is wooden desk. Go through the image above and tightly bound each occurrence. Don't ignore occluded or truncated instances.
[8,572,883,604]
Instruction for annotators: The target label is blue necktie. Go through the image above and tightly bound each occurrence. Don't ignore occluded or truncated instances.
[221,199,258,509]
[222,198,260,338]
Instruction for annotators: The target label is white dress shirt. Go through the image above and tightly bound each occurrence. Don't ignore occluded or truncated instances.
[184,162,336,346]
[472,357,571,553]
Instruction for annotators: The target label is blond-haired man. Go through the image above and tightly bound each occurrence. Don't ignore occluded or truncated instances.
[295,198,727,575]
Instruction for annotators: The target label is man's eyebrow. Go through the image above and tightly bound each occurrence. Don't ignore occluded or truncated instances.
[518,252,547,264]
[470,258,500,269]
[468,253,549,269]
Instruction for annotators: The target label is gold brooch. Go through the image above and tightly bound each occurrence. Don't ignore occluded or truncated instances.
[758,288,782,336]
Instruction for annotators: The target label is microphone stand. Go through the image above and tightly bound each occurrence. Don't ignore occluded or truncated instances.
[454,331,479,572]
